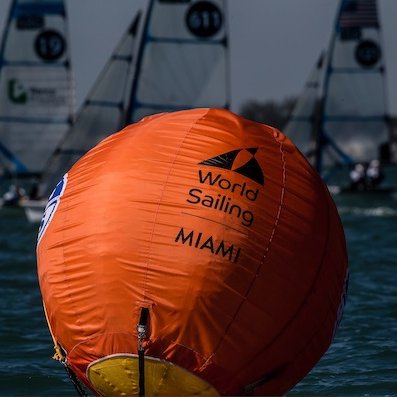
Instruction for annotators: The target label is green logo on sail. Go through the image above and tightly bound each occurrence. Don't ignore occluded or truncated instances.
[8,79,28,104]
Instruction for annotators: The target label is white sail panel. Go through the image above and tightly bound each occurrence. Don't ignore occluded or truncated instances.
[0,66,71,118]
[88,22,139,105]
[284,120,316,159]
[37,106,122,198]
[0,0,73,176]
[138,42,227,106]
[2,122,68,173]
[89,59,133,103]
[37,13,142,198]
[129,0,229,122]
[331,28,381,68]
[283,53,325,159]
[323,120,386,163]
[326,73,386,116]
[4,14,68,63]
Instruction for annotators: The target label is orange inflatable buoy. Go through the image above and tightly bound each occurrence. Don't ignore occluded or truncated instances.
[37,108,348,396]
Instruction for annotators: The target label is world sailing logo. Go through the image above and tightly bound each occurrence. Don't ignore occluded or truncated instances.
[199,148,264,185]
[184,148,264,228]
[175,148,264,261]
[37,174,68,245]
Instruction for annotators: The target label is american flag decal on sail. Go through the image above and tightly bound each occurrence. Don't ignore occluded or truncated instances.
[338,0,378,29]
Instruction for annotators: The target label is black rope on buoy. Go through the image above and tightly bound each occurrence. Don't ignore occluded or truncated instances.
[62,361,89,397]
[138,343,145,397]
[137,307,149,397]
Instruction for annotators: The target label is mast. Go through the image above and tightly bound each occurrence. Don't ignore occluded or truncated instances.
[315,0,345,175]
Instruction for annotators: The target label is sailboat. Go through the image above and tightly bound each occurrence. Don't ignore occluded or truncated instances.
[0,0,74,186]
[284,0,393,193]
[23,0,229,222]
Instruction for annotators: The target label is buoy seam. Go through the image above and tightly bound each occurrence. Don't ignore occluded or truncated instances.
[141,109,211,304]
[237,179,333,393]
[261,130,287,261]
[201,126,287,371]
[69,331,136,360]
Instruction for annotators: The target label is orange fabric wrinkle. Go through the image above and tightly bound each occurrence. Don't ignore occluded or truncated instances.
[37,108,348,396]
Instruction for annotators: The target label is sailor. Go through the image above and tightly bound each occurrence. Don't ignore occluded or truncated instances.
[29,179,40,200]
[2,184,26,206]
[349,163,366,191]
[366,159,384,189]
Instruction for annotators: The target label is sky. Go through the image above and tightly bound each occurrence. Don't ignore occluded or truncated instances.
[1,0,397,115]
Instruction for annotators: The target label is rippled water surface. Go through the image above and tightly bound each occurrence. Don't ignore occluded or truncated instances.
[290,193,397,396]
[1,192,396,396]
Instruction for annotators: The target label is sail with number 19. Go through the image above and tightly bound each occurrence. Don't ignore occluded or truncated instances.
[0,0,74,178]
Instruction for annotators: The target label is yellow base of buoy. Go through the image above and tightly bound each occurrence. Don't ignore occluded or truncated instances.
[87,354,219,396]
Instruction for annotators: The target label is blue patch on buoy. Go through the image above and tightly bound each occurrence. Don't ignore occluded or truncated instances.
[37,174,68,244]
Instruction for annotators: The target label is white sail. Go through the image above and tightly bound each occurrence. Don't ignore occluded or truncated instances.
[36,12,143,199]
[0,0,74,177]
[283,52,326,160]
[284,0,389,176]
[127,0,229,122]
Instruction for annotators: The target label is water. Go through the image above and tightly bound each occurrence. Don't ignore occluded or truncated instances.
[290,193,397,396]
[1,193,396,396]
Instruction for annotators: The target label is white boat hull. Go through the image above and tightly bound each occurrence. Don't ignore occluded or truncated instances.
[20,200,46,223]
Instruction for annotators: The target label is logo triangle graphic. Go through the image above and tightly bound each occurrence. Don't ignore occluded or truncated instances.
[199,148,264,185]
[234,156,264,185]
[199,149,240,170]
